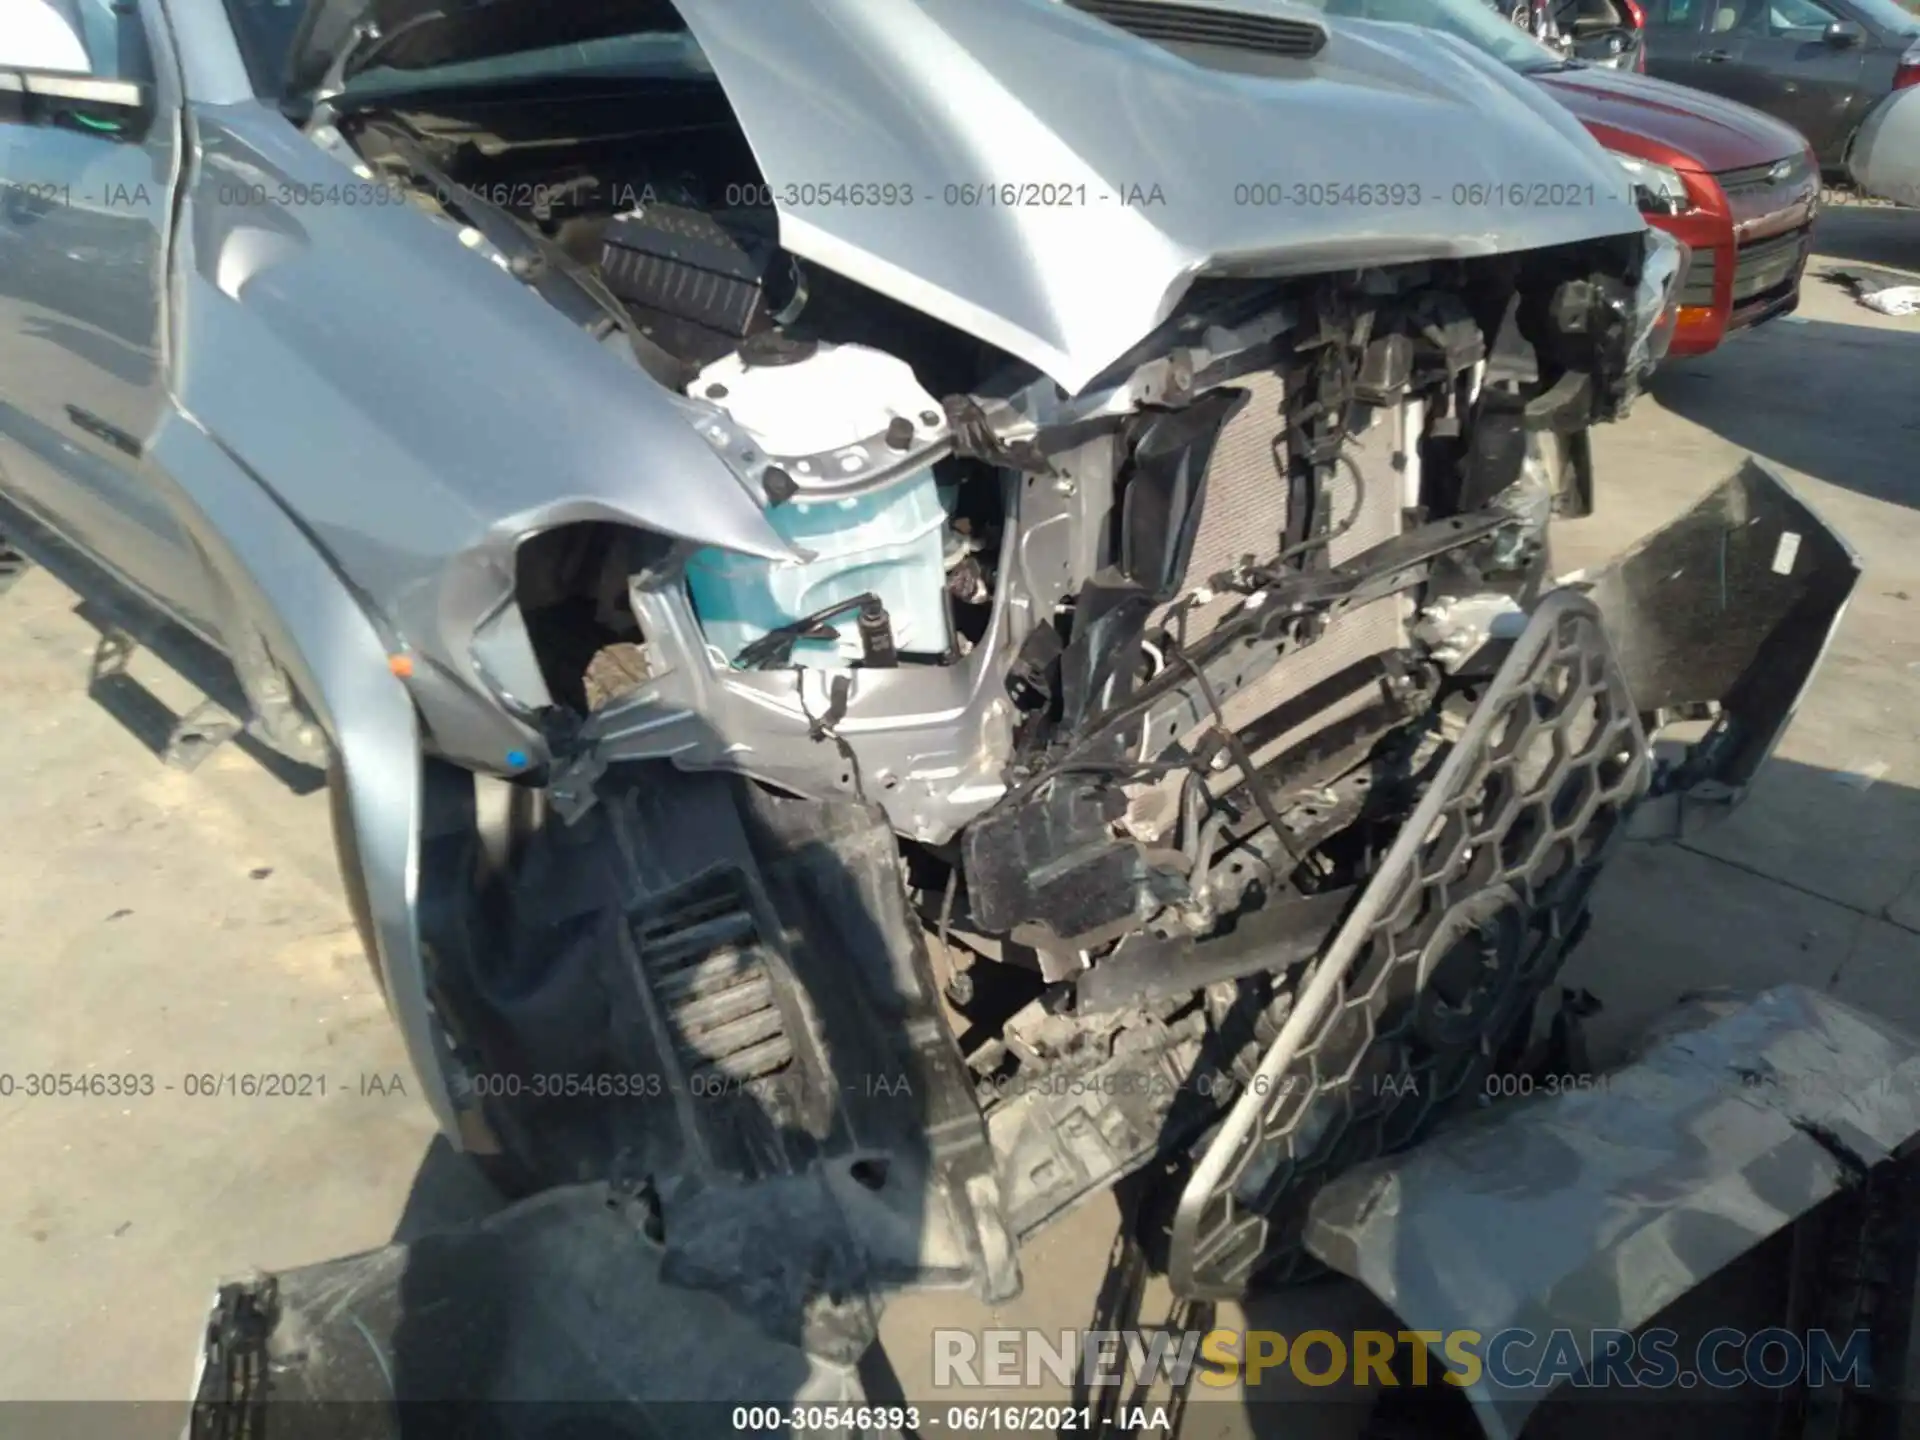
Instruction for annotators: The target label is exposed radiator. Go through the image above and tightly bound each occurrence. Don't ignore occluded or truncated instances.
[1153,369,1412,753]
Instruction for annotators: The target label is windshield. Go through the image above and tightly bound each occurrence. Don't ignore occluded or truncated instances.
[1286,0,1571,69]
[219,0,706,99]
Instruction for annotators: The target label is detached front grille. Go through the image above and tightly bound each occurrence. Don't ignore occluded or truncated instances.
[1170,591,1653,1297]
[1066,0,1327,58]
[1731,229,1806,306]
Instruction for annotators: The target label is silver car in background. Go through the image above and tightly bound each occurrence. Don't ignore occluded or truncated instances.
[1848,82,1920,204]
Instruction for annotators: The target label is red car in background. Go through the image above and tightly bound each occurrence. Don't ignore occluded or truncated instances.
[1309,0,1820,356]
[1537,67,1820,354]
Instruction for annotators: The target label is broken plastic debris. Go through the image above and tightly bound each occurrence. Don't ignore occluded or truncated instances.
[1826,266,1920,316]
[1861,288,1920,317]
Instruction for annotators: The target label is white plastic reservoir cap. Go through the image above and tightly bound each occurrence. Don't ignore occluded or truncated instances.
[687,343,942,459]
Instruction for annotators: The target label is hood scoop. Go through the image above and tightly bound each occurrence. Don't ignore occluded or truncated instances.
[1064,0,1326,58]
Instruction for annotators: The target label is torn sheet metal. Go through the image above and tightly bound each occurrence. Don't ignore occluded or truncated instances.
[1304,984,1920,1440]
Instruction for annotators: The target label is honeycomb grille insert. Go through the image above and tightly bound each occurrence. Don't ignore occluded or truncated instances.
[1169,590,1651,1298]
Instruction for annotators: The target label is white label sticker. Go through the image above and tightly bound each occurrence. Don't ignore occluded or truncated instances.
[1772,531,1802,576]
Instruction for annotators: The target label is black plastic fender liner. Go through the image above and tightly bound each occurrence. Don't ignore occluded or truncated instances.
[1302,985,1920,1440]
[185,1183,889,1440]
[1572,456,1861,807]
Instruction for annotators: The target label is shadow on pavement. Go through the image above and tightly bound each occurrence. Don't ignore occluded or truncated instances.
[1806,205,1920,275]
[1651,316,1920,509]
[1569,756,1920,1065]
[0,492,328,795]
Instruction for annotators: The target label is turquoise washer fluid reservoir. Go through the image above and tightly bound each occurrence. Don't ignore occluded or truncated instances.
[684,342,954,669]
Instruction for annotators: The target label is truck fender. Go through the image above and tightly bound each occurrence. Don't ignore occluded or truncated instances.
[143,407,460,1139]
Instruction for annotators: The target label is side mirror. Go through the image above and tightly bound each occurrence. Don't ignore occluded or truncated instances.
[0,70,154,140]
[1823,18,1865,45]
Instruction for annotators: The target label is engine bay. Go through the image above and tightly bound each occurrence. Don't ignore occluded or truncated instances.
[345,84,1022,683]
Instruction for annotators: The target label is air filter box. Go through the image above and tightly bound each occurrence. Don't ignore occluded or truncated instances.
[597,204,796,367]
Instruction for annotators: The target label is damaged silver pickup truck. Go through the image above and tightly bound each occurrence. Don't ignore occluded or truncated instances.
[1,0,1898,1433]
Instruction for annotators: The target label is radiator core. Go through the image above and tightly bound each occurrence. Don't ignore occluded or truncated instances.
[1152,369,1413,753]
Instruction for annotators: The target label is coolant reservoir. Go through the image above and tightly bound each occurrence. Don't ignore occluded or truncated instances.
[685,342,953,668]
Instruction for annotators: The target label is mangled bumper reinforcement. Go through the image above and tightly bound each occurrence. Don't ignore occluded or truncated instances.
[1170,456,1861,1297]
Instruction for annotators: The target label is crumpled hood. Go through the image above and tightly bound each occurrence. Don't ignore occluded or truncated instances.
[302,0,1648,392]
[666,0,1646,391]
